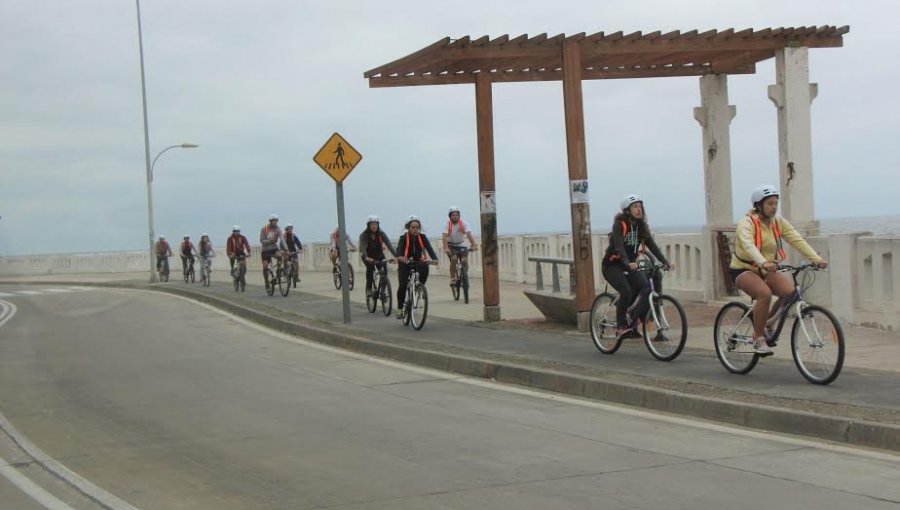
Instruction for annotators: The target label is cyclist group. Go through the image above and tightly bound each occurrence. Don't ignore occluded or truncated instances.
[602,185,827,357]
[153,184,828,359]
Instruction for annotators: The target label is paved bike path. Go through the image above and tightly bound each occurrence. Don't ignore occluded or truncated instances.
[1,277,897,450]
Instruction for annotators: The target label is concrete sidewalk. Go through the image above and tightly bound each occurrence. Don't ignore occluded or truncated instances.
[4,269,899,373]
[1,271,898,450]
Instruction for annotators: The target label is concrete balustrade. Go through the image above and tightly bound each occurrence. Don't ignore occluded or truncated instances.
[3,231,897,330]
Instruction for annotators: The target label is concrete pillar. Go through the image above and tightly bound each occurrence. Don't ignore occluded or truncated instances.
[694,74,736,301]
[768,47,819,233]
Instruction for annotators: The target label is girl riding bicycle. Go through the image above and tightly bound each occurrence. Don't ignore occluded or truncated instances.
[730,185,828,355]
[601,194,674,337]
[395,217,439,319]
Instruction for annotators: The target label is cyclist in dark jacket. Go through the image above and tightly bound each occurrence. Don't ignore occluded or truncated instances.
[601,194,674,337]
[395,217,438,318]
[358,215,397,297]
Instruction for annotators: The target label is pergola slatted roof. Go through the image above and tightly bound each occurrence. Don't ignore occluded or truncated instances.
[365,26,848,87]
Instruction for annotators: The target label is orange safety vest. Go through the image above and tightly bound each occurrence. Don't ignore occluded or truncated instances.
[446,220,465,235]
[608,220,645,262]
[403,234,427,259]
[748,213,786,263]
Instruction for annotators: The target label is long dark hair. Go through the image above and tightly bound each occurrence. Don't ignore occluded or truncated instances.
[614,206,651,241]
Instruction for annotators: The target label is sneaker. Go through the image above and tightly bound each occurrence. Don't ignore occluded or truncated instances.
[395,309,404,320]
[615,327,631,339]
[651,331,667,343]
[366,289,374,298]
[753,338,774,356]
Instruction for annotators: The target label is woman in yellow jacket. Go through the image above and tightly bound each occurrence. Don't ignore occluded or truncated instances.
[730,185,828,356]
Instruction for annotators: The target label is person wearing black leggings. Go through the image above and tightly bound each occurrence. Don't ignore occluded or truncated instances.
[601,194,674,337]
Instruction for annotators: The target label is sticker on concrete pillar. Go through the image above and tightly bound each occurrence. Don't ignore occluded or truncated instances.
[570,179,589,204]
[480,191,496,214]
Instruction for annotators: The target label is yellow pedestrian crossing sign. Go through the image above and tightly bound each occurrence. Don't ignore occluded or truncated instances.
[313,132,362,183]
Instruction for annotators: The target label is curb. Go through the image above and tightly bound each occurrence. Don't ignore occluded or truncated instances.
[4,280,899,452]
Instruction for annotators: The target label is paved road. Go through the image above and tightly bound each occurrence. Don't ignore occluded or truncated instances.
[0,286,898,509]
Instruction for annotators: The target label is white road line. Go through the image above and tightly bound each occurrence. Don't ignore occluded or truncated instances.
[15,291,43,296]
[0,458,76,510]
[0,293,13,298]
[0,300,140,510]
[42,289,74,294]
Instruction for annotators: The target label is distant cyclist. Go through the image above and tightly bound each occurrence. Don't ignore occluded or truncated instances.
[730,185,828,355]
[179,234,198,277]
[198,233,215,264]
[226,226,251,273]
[395,217,439,318]
[329,225,357,269]
[358,215,397,298]
[280,223,304,284]
[601,194,674,338]
[259,214,283,290]
[155,234,172,275]
[442,206,478,287]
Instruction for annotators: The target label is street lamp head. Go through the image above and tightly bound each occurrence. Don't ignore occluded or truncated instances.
[180,143,199,148]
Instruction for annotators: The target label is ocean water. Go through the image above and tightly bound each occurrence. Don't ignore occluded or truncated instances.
[653,215,900,236]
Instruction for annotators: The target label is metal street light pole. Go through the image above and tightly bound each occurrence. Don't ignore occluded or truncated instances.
[135,0,199,282]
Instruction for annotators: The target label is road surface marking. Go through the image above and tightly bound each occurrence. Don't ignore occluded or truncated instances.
[0,457,76,510]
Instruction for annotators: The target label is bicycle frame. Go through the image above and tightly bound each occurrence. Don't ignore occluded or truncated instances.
[603,262,665,330]
[728,264,814,349]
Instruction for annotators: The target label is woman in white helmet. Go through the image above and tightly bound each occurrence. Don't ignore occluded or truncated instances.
[358,215,397,297]
[601,194,674,338]
[730,185,827,355]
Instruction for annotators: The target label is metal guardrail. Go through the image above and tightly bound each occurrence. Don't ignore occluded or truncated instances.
[527,256,575,295]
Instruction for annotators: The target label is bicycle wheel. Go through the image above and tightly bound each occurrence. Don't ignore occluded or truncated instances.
[791,304,845,385]
[239,268,246,292]
[451,279,460,301]
[333,266,341,290]
[411,284,429,330]
[590,292,623,354]
[713,302,760,374]
[642,294,687,362]
[461,265,469,304]
[279,266,290,297]
[233,271,239,291]
[184,267,189,283]
[266,268,276,296]
[402,287,413,326]
[381,278,393,316]
[347,264,355,291]
[366,279,377,313]
[190,266,195,283]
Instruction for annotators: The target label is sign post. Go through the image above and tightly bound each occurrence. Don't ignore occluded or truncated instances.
[313,132,363,324]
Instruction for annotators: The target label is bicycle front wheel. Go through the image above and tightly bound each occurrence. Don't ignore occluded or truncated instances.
[713,302,759,374]
[279,267,290,297]
[590,292,622,354]
[366,280,377,313]
[411,284,429,330]
[347,264,355,291]
[333,266,341,290]
[381,279,393,316]
[451,280,460,301]
[266,269,276,296]
[791,304,845,385]
[642,294,687,362]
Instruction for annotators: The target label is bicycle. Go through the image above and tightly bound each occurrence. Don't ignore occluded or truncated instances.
[365,259,393,316]
[713,263,844,385]
[265,254,289,297]
[332,251,355,291]
[399,260,436,330]
[157,256,170,282]
[286,252,300,288]
[449,246,476,304]
[200,256,212,287]
[231,254,247,292]
[589,261,688,361]
[183,257,195,284]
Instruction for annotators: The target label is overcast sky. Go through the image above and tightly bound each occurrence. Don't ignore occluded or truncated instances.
[1,0,897,256]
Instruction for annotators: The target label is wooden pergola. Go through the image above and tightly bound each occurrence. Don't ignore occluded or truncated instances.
[364,27,848,326]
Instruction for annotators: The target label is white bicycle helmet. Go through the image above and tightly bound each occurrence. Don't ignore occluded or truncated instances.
[620,194,642,211]
[183,234,190,239]
[232,225,240,232]
[201,232,209,237]
[159,234,166,239]
[751,185,779,205]
[284,223,293,229]
[269,213,279,221]
[448,206,460,216]
[367,215,380,224]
